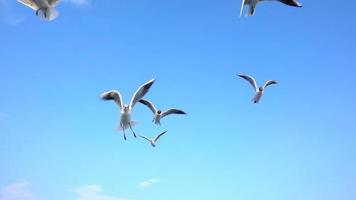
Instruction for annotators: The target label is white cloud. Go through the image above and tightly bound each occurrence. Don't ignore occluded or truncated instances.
[73,185,129,200]
[63,0,91,6]
[139,178,158,188]
[0,181,40,200]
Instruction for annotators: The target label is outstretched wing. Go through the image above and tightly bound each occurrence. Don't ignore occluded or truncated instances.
[100,90,123,109]
[154,131,167,143]
[139,99,157,114]
[161,109,186,119]
[17,0,40,10]
[139,135,152,142]
[238,74,258,91]
[130,79,155,109]
[263,80,277,89]
[239,0,246,18]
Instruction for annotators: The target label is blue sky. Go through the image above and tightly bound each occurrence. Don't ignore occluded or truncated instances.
[0,0,356,200]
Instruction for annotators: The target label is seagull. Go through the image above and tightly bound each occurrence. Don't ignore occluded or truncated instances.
[101,79,155,140]
[139,99,186,126]
[238,74,277,103]
[239,0,302,17]
[17,0,60,21]
[140,131,167,147]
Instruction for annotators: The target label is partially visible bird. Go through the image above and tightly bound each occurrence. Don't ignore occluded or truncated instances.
[139,99,186,126]
[140,131,167,147]
[239,0,302,17]
[17,0,60,21]
[101,79,155,140]
[238,74,277,103]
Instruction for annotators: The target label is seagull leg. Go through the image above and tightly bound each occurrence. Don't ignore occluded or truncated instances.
[121,123,126,140]
[36,9,40,16]
[129,122,137,138]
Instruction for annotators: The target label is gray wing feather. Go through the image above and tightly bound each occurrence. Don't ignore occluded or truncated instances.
[161,109,186,119]
[130,79,155,109]
[263,80,278,89]
[139,99,157,114]
[154,131,167,143]
[100,90,123,109]
[238,74,258,91]
[139,135,152,142]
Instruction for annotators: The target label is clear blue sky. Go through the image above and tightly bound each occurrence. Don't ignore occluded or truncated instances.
[0,0,355,200]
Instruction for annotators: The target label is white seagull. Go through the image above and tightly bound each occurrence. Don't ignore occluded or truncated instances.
[17,0,60,21]
[139,99,186,126]
[101,79,155,140]
[239,0,302,17]
[140,131,167,147]
[238,74,277,103]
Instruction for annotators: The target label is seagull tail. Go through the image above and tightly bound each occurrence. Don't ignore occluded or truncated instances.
[246,5,255,16]
[115,121,139,131]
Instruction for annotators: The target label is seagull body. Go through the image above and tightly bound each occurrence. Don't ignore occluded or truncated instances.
[139,99,186,126]
[239,0,302,17]
[238,74,277,103]
[17,0,60,21]
[140,131,167,147]
[101,79,155,140]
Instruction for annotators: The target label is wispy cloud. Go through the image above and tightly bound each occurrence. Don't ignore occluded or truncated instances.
[63,0,91,6]
[73,185,129,200]
[139,178,158,188]
[0,181,40,200]
[0,0,26,26]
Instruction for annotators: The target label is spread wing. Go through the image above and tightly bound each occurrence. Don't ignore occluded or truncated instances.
[17,0,40,10]
[139,135,152,142]
[130,79,155,109]
[161,109,186,119]
[139,99,157,114]
[154,131,167,143]
[239,0,246,18]
[238,74,258,91]
[263,80,277,89]
[100,90,123,109]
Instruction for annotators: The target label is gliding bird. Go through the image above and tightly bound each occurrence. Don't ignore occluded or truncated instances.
[101,79,155,140]
[17,0,60,21]
[238,74,277,103]
[140,131,167,147]
[139,99,186,126]
[239,0,302,17]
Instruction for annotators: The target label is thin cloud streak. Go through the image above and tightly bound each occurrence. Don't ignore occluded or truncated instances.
[0,181,40,200]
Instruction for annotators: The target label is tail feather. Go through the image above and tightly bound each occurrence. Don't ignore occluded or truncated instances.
[116,121,139,131]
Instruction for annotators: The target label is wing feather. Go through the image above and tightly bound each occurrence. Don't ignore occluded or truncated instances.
[100,90,123,109]
[263,80,277,89]
[139,99,157,114]
[161,109,186,119]
[130,79,155,109]
[154,131,167,143]
[238,74,258,91]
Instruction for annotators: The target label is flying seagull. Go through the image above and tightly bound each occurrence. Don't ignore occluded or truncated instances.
[239,0,302,17]
[139,99,186,126]
[17,0,60,21]
[101,79,155,140]
[238,74,277,103]
[140,131,167,147]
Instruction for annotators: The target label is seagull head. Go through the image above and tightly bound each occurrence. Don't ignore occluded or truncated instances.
[123,104,130,111]
[157,110,162,115]
[258,87,263,92]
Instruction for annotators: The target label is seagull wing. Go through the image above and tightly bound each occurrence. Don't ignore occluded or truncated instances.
[239,0,246,18]
[238,74,258,91]
[161,109,186,119]
[100,90,123,110]
[139,99,157,114]
[154,131,167,143]
[130,79,155,109]
[263,80,278,89]
[139,135,152,142]
[17,0,39,10]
